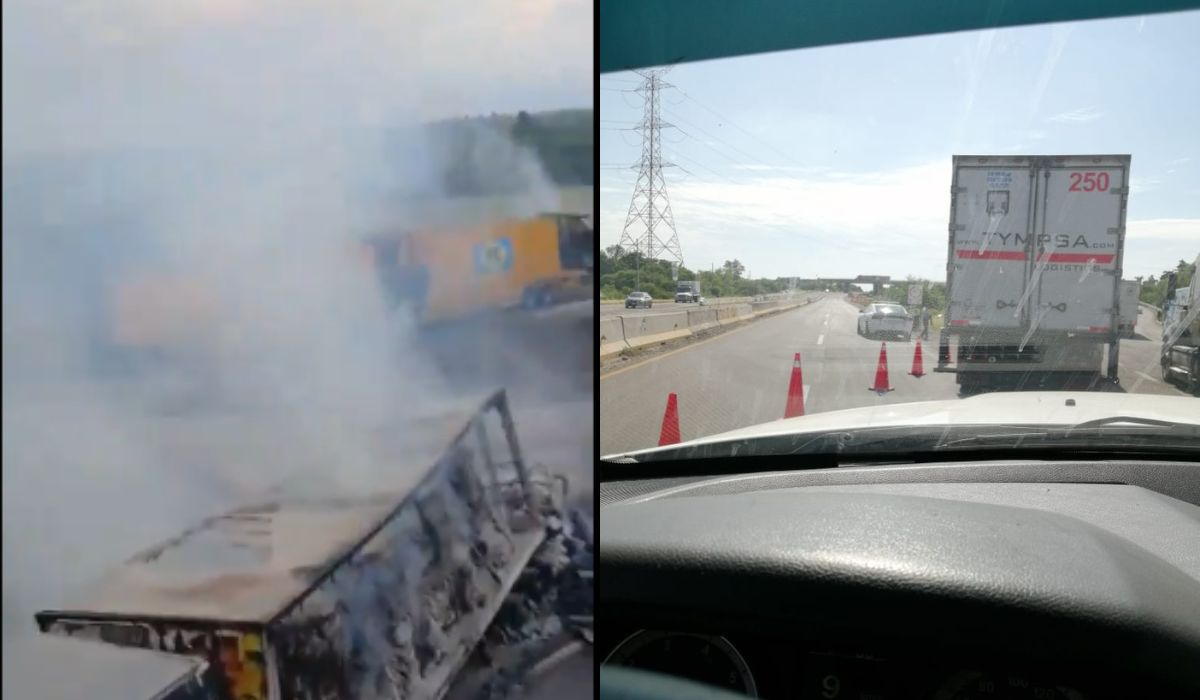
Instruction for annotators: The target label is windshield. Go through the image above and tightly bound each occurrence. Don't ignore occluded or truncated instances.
[600,10,1200,459]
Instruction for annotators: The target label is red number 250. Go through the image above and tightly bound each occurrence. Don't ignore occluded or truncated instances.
[1068,171,1110,192]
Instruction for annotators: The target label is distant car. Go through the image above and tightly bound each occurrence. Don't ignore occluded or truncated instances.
[625,291,653,309]
[857,302,913,341]
[697,296,707,306]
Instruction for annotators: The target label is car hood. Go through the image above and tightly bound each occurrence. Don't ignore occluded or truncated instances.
[604,392,1200,460]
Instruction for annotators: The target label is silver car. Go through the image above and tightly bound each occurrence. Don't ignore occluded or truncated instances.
[625,291,653,309]
[857,302,913,341]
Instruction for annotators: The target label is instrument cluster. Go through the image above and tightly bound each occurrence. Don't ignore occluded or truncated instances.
[601,627,1116,700]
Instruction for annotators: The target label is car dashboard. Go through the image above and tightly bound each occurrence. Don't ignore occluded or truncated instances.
[599,459,1200,699]
[601,624,1106,699]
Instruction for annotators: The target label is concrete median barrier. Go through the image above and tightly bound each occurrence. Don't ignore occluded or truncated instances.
[599,317,629,358]
[687,307,720,332]
[601,296,821,362]
[623,311,691,349]
[750,300,781,316]
[716,304,754,323]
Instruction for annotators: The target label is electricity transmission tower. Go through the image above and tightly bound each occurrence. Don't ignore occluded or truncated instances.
[617,69,684,283]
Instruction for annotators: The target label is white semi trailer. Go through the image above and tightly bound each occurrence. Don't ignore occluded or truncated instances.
[936,155,1130,392]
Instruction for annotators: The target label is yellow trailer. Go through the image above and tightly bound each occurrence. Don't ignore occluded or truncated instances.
[366,213,593,324]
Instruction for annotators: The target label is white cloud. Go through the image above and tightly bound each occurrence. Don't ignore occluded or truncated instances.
[599,160,952,278]
[673,161,947,237]
[1123,219,1200,278]
[1048,106,1104,123]
[1127,218,1200,241]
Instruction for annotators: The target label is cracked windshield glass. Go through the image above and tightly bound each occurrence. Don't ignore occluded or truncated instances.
[4,0,593,698]
[600,10,1200,460]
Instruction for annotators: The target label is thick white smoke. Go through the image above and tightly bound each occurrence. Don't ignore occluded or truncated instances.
[1,0,591,668]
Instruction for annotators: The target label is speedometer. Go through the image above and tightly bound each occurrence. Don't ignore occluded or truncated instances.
[602,630,759,697]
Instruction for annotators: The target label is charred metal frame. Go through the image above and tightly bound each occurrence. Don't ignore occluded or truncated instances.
[34,388,559,700]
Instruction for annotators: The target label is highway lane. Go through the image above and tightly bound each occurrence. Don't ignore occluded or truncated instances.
[600,296,959,455]
[1116,304,1183,396]
[600,296,1194,456]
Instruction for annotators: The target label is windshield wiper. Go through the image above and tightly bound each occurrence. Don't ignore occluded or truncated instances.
[1066,415,1179,431]
[934,419,1200,450]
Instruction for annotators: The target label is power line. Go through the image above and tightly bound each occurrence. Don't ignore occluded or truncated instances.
[669,150,742,186]
[664,108,774,170]
[675,87,808,170]
[670,123,755,169]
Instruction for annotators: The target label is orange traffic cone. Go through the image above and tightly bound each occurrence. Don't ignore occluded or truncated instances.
[784,352,805,418]
[658,392,681,446]
[909,341,925,377]
[869,342,894,393]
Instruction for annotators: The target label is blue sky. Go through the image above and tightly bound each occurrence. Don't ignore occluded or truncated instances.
[601,10,1200,281]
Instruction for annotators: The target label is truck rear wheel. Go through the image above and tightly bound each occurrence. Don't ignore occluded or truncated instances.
[958,373,985,396]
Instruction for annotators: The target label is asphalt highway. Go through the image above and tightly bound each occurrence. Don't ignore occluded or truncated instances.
[600,295,1190,456]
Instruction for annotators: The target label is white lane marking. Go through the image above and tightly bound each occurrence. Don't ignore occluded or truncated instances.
[817,334,825,345]
[1128,371,1161,394]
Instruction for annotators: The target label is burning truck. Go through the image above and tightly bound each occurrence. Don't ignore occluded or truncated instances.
[29,389,593,700]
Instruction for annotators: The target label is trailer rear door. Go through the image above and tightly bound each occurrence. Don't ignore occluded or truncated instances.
[948,159,1036,331]
[1033,157,1128,334]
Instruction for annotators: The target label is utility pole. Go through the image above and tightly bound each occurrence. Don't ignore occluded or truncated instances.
[617,68,684,293]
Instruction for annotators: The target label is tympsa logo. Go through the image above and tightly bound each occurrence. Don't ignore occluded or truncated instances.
[473,238,514,275]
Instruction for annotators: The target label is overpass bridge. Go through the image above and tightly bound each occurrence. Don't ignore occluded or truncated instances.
[794,276,891,294]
